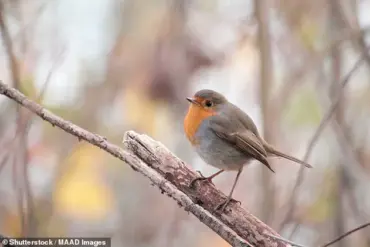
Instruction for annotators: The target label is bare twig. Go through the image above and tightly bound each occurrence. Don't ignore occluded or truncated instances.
[37,48,66,103]
[0,153,9,174]
[320,222,370,247]
[344,172,370,242]
[0,81,291,247]
[278,51,368,232]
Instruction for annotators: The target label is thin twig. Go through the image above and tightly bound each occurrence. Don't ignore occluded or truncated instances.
[344,172,370,242]
[0,153,9,174]
[278,51,368,232]
[320,222,370,247]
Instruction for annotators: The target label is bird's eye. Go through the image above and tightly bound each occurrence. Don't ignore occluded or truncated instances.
[204,100,213,107]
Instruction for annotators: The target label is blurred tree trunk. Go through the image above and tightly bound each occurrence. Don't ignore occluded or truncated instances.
[255,0,275,223]
[0,1,35,237]
[329,1,370,245]
[329,1,346,246]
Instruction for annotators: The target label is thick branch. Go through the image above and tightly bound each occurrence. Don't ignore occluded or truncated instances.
[0,81,289,247]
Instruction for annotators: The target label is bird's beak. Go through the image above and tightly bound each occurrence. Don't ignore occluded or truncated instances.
[186,97,200,105]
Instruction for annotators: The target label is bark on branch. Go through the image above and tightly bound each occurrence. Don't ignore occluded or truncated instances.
[0,81,289,247]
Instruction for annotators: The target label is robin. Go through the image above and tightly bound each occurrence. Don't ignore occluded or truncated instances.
[184,89,312,212]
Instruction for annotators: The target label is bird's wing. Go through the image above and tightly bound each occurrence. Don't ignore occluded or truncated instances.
[209,116,274,172]
[232,105,261,137]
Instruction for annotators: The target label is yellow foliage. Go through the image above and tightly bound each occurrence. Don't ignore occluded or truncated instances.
[297,17,319,51]
[303,171,337,223]
[284,87,322,126]
[19,74,37,99]
[53,144,114,221]
[2,212,22,237]
[122,85,158,136]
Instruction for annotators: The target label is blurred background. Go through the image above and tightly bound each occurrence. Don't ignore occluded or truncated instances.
[0,0,370,246]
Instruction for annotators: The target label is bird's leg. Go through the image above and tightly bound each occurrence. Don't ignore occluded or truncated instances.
[190,169,224,188]
[215,167,243,213]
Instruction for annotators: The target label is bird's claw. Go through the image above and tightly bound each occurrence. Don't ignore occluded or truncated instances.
[230,198,241,205]
[214,198,241,213]
[189,170,214,188]
[189,176,208,188]
[214,199,230,213]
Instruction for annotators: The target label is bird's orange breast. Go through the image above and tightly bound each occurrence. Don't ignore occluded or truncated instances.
[184,104,215,145]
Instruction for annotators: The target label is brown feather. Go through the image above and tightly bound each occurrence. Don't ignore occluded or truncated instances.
[209,117,275,173]
[263,143,312,168]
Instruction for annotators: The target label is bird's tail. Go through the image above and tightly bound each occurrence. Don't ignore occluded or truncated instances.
[261,159,276,173]
[264,144,312,168]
